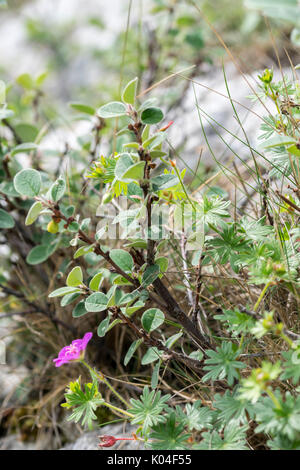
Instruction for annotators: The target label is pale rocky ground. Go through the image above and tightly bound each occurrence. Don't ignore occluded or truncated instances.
[0,424,144,450]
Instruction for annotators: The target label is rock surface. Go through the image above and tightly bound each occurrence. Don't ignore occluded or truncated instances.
[61,423,145,451]
[0,434,37,450]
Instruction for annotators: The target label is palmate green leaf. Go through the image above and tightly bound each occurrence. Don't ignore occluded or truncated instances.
[14,169,41,197]
[239,216,274,241]
[255,393,300,441]
[268,435,300,450]
[121,77,138,105]
[149,413,190,450]
[0,209,15,229]
[214,389,254,425]
[207,224,249,266]
[141,308,165,333]
[214,308,256,336]
[129,386,170,432]
[239,362,282,403]
[281,350,300,384]
[175,401,215,431]
[261,134,296,149]
[200,195,230,228]
[63,378,104,430]
[193,424,248,450]
[203,342,244,386]
[66,266,83,287]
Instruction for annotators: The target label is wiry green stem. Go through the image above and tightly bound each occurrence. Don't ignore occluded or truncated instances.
[81,360,130,408]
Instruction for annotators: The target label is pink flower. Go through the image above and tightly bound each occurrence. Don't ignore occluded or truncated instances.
[53,332,93,367]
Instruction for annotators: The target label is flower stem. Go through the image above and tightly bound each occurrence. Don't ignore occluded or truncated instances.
[280,332,294,348]
[254,281,272,312]
[103,402,134,418]
[265,387,281,410]
[81,360,130,407]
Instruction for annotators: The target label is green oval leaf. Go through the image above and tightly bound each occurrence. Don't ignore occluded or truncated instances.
[141,347,162,365]
[0,209,14,229]
[97,101,127,119]
[49,286,81,298]
[50,176,66,202]
[25,201,43,226]
[72,300,87,318]
[124,339,143,366]
[85,292,108,312]
[70,102,96,115]
[121,161,145,181]
[11,143,38,156]
[142,264,160,286]
[26,244,50,265]
[14,169,41,197]
[110,249,134,273]
[61,292,81,307]
[66,266,83,287]
[97,315,111,337]
[141,107,164,125]
[15,123,39,142]
[121,77,138,105]
[141,308,165,332]
[89,272,103,291]
[114,153,134,180]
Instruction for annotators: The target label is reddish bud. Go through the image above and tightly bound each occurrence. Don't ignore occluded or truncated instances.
[158,120,174,132]
[98,435,117,448]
